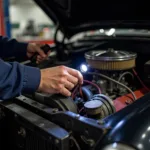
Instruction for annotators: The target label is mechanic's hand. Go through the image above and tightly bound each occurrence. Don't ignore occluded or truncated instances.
[38,66,83,96]
[27,43,50,64]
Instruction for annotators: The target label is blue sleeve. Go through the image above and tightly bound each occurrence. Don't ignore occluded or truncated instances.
[0,59,41,100]
[0,36,28,59]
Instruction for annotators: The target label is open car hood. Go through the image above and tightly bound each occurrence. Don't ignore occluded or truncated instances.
[34,0,150,38]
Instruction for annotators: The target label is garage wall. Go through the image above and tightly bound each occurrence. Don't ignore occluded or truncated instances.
[9,1,54,38]
[9,4,52,24]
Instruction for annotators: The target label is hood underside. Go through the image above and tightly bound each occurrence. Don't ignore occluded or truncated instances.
[34,0,150,38]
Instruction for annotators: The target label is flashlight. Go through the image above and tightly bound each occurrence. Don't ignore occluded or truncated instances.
[80,63,88,73]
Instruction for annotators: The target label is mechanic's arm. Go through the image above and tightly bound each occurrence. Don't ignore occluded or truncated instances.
[0,36,49,63]
[0,59,83,100]
[0,59,40,100]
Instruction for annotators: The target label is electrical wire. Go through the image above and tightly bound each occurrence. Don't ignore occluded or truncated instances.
[71,80,101,99]
[118,71,134,83]
[117,71,134,89]
[54,23,66,45]
[132,68,150,92]
[70,136,81,150]
[87,72,137,101]
[83,80,101,94]
[79,107,84,113]
[79,86,83,98]
[54,24,60,44]
[71,84,80,99]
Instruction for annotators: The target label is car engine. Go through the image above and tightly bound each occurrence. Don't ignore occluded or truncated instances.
[29,46,143,120]
[1,38,150,150]
[84,48,136,97]
[1,0,150,149]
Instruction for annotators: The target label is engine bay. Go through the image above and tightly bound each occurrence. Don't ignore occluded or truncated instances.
[1,1,150,149]
[25,36,150,121]
[1,35,150,150]
[32,49,137,120]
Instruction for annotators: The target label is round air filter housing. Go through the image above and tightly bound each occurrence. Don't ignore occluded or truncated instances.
[85,49,137,71]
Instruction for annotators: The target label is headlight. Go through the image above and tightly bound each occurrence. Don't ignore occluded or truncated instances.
[102,143,136,150]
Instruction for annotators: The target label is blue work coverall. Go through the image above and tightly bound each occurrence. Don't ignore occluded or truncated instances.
[0,36,40,100]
